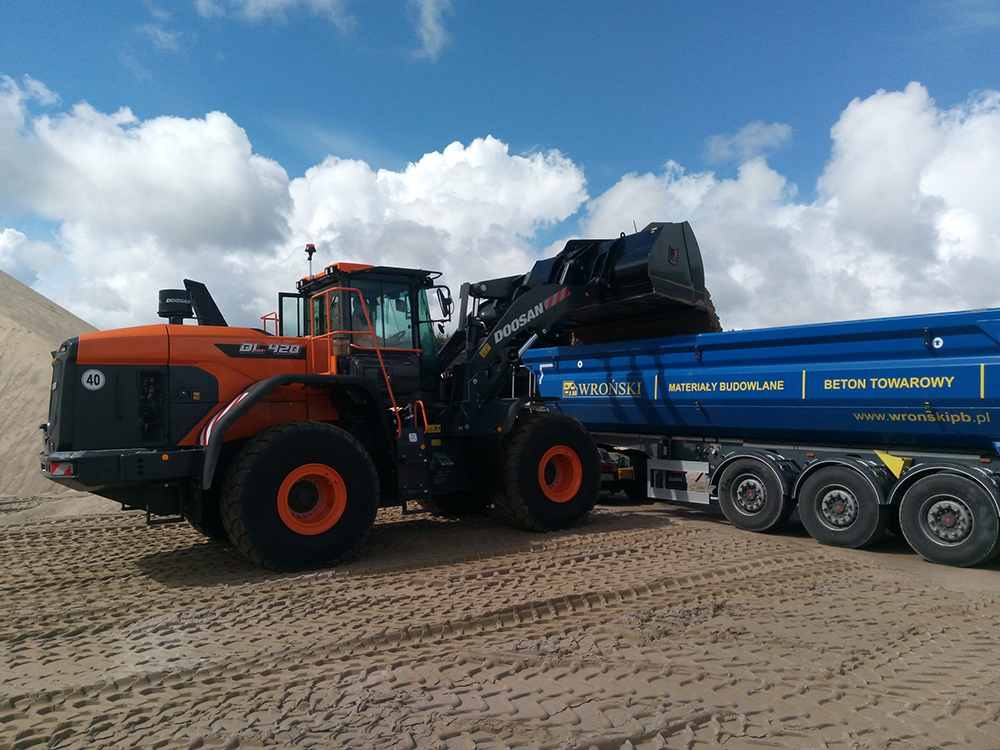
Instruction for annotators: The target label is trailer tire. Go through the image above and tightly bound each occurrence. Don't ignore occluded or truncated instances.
[899,473,1000,567]
[716,458,791,532]
[491,413,600,532]
[797,467,888,549]
[220,421,379,571]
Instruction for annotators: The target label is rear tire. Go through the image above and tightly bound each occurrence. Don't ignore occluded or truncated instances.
[798,467,888,549]
[221,421,379,571]
[716,458,792,532]
[899,473,1000,567]
[492,413,600,532]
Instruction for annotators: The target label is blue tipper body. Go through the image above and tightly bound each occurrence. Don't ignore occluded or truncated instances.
[520,308,1000,454]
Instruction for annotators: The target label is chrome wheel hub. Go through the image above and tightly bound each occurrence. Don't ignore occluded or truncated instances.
[734,476,766,515]
[924,496,973,544]
[819,487,859,529]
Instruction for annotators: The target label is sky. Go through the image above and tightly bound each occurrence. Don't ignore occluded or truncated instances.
[1,0,1000,332]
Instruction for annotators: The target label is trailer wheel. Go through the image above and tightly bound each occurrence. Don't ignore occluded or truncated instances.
[492,413,600,532]
[716,458,791,532]
[797,467,888,549]
[220,421,379,571]
[899,474,1000,567]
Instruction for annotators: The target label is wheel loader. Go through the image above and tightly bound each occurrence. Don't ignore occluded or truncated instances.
[39,222,717,570]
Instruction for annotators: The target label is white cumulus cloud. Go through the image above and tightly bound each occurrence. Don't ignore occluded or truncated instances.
[0,78,589,329]
[585,82,1000,331]
[0,79,291,251]
[287,135,587,286]
[2,76,999,337]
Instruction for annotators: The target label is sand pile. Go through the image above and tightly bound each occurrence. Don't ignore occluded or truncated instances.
[0,268,96,495]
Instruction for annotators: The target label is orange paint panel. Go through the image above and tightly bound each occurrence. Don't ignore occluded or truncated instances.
[307,388,340,422]
[167,326,312,405]
[77,325,169,365]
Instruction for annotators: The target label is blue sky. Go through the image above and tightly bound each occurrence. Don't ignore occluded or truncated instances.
[2,1,1000,330]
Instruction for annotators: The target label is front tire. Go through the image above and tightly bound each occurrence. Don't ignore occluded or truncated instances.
[899,473,1000,567]
[797,467,888,549]
[492,413,600,532]
[221,421,379,571]
[716,458,792,532]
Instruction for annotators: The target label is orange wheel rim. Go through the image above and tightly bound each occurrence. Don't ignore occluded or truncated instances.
[538,445,582,503]
[277,464,347,535]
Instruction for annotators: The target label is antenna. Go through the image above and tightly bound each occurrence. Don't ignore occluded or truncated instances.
[304,243,317,277]
[633,220,638,233]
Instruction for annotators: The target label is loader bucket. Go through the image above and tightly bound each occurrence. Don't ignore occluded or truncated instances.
[548,222,721,344]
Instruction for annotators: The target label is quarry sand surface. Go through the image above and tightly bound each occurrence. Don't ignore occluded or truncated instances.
[2,498,999,750]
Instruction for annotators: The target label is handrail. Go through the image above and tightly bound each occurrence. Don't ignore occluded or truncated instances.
[412,399,428,434]
[261,311,278,335]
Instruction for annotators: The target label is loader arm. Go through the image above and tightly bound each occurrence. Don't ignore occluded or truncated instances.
[438,221,719,430]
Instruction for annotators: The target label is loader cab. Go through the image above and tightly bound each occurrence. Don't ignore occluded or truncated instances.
[283,264,449,397]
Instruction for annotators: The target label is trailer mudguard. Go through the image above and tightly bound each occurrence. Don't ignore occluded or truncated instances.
[712,450,794,499]
[198,374,394,490]
[792,456,891,505]
[887,461,1000,514]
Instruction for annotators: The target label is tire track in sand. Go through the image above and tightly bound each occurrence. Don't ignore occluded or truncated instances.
[2,505,1000,749]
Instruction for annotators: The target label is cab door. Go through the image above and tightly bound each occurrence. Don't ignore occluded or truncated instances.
[348,279,421,398]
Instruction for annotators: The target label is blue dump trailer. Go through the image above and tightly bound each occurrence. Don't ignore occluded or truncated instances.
[521,308,1000,567]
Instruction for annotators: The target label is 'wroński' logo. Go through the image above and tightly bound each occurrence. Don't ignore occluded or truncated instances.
[562,380,642,397]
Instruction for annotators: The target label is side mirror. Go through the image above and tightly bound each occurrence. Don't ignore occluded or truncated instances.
[435,287,454,320]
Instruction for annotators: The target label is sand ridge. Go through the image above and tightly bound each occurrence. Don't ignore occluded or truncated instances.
[2,500,999,749]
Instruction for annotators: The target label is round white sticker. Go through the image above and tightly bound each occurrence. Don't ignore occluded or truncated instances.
[81,369,106,391]
[932,337,944,349]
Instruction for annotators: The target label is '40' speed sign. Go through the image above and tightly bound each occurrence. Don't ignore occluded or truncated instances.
[81,369,106,391]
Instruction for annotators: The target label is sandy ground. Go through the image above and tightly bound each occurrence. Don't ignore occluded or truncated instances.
[2,497,1000,750]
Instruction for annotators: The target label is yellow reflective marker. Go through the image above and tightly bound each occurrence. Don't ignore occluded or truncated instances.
[875,449,912,479]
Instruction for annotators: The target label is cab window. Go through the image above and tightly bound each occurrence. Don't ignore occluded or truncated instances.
[311,294,327,336]
[351,280,414,348]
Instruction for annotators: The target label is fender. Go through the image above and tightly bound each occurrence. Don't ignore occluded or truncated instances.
[712,449,796,500]
[198,374,394,490]
[793,456,893,505]
[887,461,1000,514]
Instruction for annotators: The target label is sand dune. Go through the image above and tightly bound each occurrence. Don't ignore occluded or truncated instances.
[0,268,96,496]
